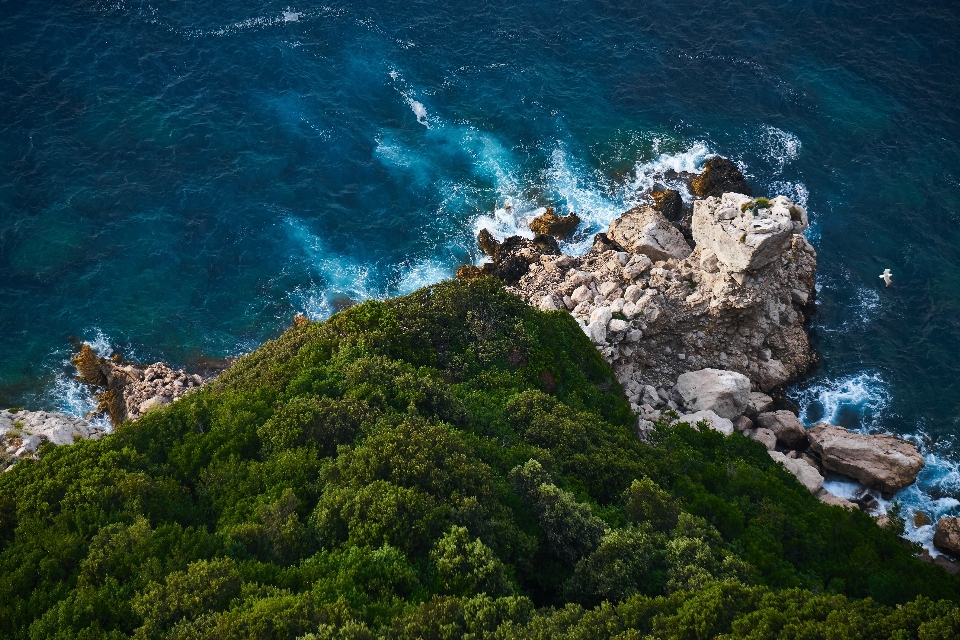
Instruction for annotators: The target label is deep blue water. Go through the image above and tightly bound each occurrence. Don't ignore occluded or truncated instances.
[2,1,960,543]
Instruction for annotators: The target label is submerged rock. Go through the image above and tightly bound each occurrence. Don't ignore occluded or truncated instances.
[689,157,752,198]
[807,423,925,494]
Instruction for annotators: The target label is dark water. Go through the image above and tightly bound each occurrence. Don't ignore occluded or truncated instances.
[2,0,960,544]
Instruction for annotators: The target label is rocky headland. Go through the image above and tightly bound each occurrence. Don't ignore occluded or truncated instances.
[0,158,940,557]
[462,158,931,523]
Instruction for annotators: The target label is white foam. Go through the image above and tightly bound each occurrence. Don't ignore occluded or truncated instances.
[757,125,801,174]
[283,9,300,23]
[285,218,381,319]
[622,140,713,204]
[395,258,453,296]
[405,96,429,128]
[767,180,809,207]
[794,371,890,429]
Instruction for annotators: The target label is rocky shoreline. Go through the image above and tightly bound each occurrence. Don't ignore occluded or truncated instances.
[3,157,958,566]
[461,157,960,565]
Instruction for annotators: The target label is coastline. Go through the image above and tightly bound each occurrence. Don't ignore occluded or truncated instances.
[3,159,957,562]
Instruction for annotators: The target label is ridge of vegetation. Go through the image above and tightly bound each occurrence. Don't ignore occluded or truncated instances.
[1,278,958,639]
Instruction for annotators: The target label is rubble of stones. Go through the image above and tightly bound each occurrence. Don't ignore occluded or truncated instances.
[72,344,210,427]
[0,409,102,471]
[506,191,818,398]
[620,367,925,512]
[464,157,932,515]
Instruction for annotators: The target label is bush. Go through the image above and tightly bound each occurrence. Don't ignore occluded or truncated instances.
[0,278,956,638]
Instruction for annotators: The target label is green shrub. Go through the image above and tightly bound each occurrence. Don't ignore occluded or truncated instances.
[0,278,956,638]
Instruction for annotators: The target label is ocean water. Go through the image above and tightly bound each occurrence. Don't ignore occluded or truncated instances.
[2,1,960,547]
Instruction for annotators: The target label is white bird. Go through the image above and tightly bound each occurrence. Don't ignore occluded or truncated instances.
[880,268,892,287]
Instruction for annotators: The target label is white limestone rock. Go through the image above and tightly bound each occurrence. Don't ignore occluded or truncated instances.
[674,368,751,420]
[692,193,808,272]
[607,205,692,262]
[751,427,777,450]
[769,450,824,493]
[678,409,734,436]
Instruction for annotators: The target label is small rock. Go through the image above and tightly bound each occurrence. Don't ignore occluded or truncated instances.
[571,285,592,304]
[608,318,628,335]
[751,427,777,450]
[590,306,613,326]
[769,450,824,493]
[815,488,857,510]
[734,416,753,432]
[598,281,619,297]
[585,320,607,345]
[746,391,774,417]
[641,385,662,407]
[757,410,808,450]
[607,205,692,262]
[679,409,734,436]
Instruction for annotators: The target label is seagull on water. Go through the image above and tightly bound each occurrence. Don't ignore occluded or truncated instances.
[880,268,892,287]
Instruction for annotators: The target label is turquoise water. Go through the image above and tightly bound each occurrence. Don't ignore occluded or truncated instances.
[2,1,960,544]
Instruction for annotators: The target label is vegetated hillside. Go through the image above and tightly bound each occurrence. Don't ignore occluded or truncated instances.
[1,278,958,639]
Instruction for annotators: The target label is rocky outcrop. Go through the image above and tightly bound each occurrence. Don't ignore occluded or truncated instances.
[0,409,102,470]
[499,193,817,397]
[757,410,808,450]
[72,344,214,427]
[607,205,692,262]
[529,208,581,238]
[692,193,809,273]
[807,423,925,494]
[674,368,750,420]
[934,518,960,556]
[460,233,561,285]
[651,189,683,221]
[689,157,752,198]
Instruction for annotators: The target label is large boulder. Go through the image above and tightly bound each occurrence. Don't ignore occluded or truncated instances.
[690,157,752,198]
[607,205,692,262]
[692,193,808,272]
[757,410,808,450]
[807,423,925,494]
[674,368,751,420]
[934,517,960,556]
[769,450,824,493]
[678,409,734,436]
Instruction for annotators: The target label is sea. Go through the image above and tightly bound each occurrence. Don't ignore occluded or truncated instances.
[1,0,959,551]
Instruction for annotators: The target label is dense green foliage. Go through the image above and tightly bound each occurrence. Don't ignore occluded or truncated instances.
[1,278,958,638]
